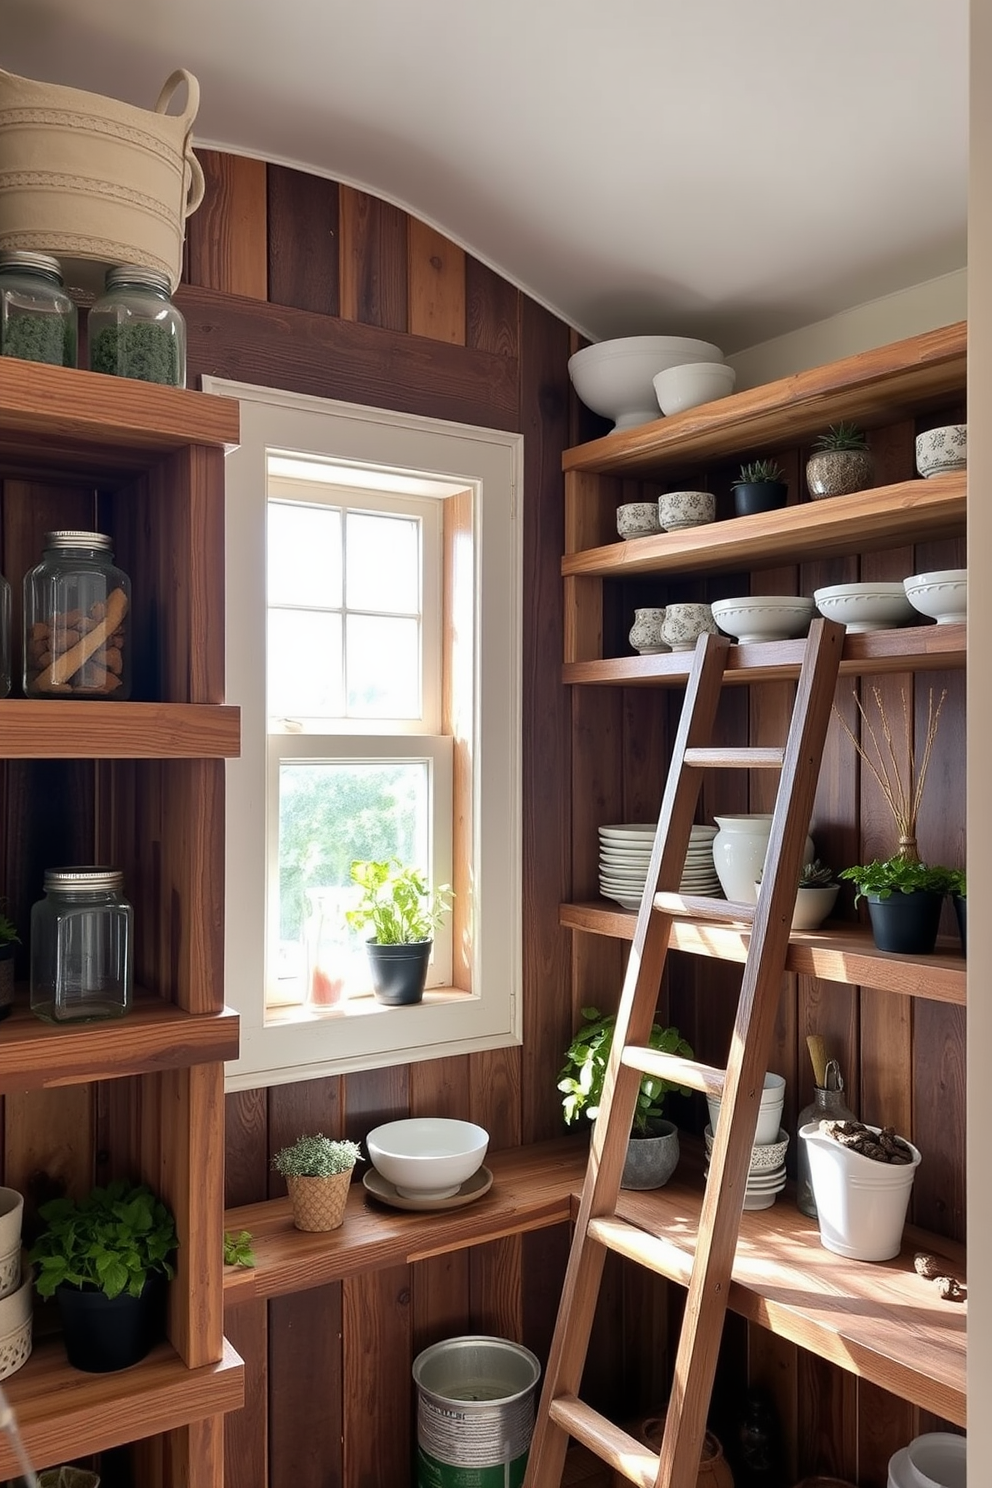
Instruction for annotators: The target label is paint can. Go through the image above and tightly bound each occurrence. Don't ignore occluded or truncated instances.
[412,1335,541,1488]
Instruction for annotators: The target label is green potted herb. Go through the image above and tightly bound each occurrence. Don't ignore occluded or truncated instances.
[731,458,788,517]
[272,1133,362,1232]
[806,421,874,499]
[29,1178,177,1373]
[0,901,20,1019]
[559,1007,693,1190]
[346,858,453,1006]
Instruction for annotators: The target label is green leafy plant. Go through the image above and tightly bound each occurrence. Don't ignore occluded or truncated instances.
[29,1179,178,1300]
[271,1133,362,1178]
[733,458,785,487]
[223,1229,256,1269]
[947,868,966,897]
[0,902,20,946]
[346,858,453,944]
[559,1006,694,1137]
[812,421,868,452]
[838,856,957,904]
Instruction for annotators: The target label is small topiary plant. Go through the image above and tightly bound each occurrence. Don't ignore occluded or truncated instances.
[733,458,785,487]
[811,421,868,452]
[271,1133,362,1178]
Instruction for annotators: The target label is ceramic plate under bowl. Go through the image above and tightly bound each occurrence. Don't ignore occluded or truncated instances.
[363,1164,493,1212]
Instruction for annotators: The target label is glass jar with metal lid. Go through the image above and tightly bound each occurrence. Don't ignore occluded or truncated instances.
[0,250,77,367]
[30,866,133,1022]
[87,264,186,387]
[23,531,132,700]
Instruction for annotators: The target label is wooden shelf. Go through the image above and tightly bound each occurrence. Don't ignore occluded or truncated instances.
[0,997,240,1093]
[559,905,966,1005]
[0,357,240,482]
[564,622,965,687]
[562,321,966,478]
[0,1337,244,1476]
[562,474,965,580]
[0,701,241,758]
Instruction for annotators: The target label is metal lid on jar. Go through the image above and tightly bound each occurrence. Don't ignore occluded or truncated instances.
[43,531,113,552]
[44,867,125,892]
[0,249,64,279]
[104,264,172,295]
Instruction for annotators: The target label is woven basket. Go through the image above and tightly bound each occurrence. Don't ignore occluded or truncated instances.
[0,67,204,294]
[287,1171,353,1232]
[0,1270,33,1381]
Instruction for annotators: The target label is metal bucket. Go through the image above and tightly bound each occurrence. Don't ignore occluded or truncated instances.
[412,1335,541,1488]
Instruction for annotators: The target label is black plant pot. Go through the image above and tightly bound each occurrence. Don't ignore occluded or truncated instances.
[953,894,966,954]
[732,480,789,517]
[57,1274,166,1372]
[866,889,944,955]
[366,940,432,1006]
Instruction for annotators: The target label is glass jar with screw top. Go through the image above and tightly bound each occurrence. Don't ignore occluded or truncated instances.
[23,531,131,699]
[87,264,186,386]
[0,250,77,367]
[30,867,133,1022]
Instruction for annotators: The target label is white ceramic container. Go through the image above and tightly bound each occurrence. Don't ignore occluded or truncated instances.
[887,1431,967,1488]
[813,582,916,633]
[366,1117,489,1200]
[567,336,724,432]
[712,813,814,905]
[658,490,716,531]
[789,883,840,931]
[903,569,967,625]
[708,1073,786,1147]
[661,602,718,652]
[915,424,967,478]
[800,1121,921,1262]
[628,607,668,654]
[710,595,815,643]
[653,360,736,416]
[616,501,662,539]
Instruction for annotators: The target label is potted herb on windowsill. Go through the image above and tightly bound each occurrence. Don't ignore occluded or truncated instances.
[346,858,453,1006]
[559,1007,693,1190]
[731,458,788,517]
[272,1133,362,1232]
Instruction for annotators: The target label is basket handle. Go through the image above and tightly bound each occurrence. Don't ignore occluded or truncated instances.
[154,69,200,128]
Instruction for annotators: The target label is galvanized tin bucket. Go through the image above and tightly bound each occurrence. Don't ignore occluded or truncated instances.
[412,1335,541,1488]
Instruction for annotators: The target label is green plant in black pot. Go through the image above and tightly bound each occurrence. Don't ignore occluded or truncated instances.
[947,868,967,953]
[346,858,453,1006]
[731,458,788,517]
[0,900,19,1021]
[30,1178,177,1372]
[806,421,874,499]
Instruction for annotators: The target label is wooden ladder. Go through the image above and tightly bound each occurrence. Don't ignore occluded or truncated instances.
[525,617,845,1488]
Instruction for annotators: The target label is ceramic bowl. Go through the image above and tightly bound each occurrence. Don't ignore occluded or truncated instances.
[704,1124,789,1173]
[813,582,916,633]
[653,361,736,416]
[616,501,662,539]
[903,569,967,624]
[708,1073,786,1147]
[710,595,815,643]
[567,335,724,432]
[660,602,719,652]
[896,1431,967,1488]
[658,490,716,531]
[915,424,967,478]
[365,1117,489,1200]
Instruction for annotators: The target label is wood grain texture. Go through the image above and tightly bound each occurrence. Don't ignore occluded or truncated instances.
[267,1075,343,1199]
[269,1285,343,1488]
[466,255,519,357]
[343,1267,412,1488]
[185,150,268,299]
[267,165,340,316]
[224,1086,269,1207]
[4,1085,94,1223]
[339,186,409,331]
[408,219,466,344]
[0,701,239,758]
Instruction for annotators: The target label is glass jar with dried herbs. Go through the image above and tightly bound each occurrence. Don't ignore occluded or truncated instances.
[87,264,186,387]
[0,250,77,367]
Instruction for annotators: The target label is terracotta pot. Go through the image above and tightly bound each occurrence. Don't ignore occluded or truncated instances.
[286,1170,353,1232]
[639,1414,734,1487]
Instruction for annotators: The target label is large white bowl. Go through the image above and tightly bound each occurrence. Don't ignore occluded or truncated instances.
[814,582,916,633]
[568,335,724,431]
[653,361,736,416]
[711,595,815,643]
[903,569,967,624]
[365,1117,489,1200]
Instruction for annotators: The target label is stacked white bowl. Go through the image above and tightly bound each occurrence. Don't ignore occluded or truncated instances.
[888,1431,966,1488]
[567,336,726,432]
[598,823,720,910]
[706,1073,787,1209]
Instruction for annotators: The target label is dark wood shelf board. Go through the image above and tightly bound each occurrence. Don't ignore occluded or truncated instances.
[0,701,241,758]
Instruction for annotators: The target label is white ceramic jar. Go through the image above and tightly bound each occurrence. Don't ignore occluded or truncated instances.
[628,607,668,654]
[712,813,814,905]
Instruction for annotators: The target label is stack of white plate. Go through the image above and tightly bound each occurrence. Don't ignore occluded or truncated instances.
[704,1125,789,1211]
[598,823,721,911]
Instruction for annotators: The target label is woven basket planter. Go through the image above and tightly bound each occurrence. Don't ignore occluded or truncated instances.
[286,1171,353,1232]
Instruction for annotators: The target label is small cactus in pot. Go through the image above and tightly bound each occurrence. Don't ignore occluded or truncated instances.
[806,422,874,499]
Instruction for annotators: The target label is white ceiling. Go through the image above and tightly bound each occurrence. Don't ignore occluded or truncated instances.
[0,0,969,352]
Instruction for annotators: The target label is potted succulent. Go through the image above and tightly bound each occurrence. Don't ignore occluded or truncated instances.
[0,901,19,1019]
[346,858,453,1006]
[756,858,839,931]
[731,459,788,517]
[559,1006,693,1190]
[805,422,874,499]
[29,1178,177,1373]
[271,1133,362,1232]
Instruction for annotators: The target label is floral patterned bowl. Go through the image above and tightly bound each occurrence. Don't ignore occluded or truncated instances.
[658,490,716,531]
[915,423,966,478]
[661,603,719,652]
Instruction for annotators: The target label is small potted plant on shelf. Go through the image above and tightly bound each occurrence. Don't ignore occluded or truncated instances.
[730,459,788,517]
[833,685,956,954]
[947,868,966,952]
[29,1178,177,1373]
[346,858,453,1006]
[805,421,874,499]
[0,900,20,1018]
[559,1007,693,1190]
[271,1133,362,1232]
[756,858,839,931]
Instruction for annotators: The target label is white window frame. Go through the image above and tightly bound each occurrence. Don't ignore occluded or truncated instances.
[203,377,523,1090]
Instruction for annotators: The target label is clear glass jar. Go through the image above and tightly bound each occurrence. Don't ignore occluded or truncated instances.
[23,531,132,700]
[0,250,77,367]
[30,866,133,1022]
[0,571,10,697]
[87,264,186,387]
[796,1078,858,1218]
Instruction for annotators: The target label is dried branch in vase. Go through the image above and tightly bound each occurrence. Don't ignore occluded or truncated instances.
[832,685,946,863]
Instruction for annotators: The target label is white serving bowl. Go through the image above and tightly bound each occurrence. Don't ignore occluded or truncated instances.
[568,335,724,432]
[365,1117,489,1200]
[653,361,736,416]
[658,490,716,531]
[711,595,815,643]
[813,582,916,633]
[915,424,967,478]
[903,569,967,625]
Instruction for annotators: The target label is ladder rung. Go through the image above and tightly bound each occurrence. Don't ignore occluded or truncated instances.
[588,1215,694,1284]
[549,1395,659,1488]
[683,746,785,768]
[621,1049,726,1098]
[654,891,756,923]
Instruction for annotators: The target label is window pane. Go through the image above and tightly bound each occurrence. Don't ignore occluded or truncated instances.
[276,760,430,1004]
[346,615,420,717]
[269,501,342,608]
[268,610,342,717]
[346,512,420,613]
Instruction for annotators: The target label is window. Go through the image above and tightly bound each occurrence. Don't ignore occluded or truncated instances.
[203,379,523,1089]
